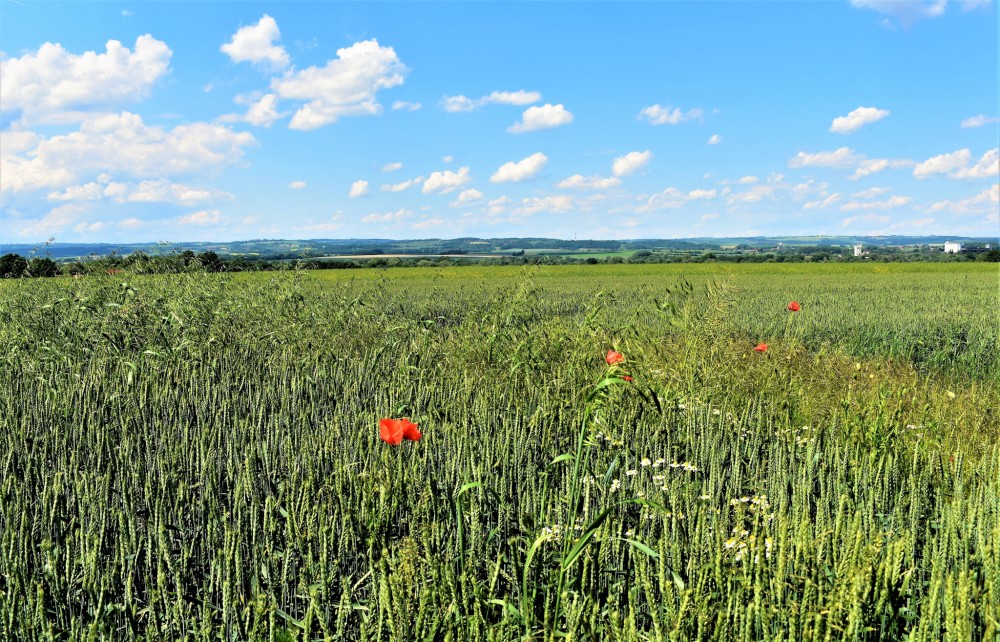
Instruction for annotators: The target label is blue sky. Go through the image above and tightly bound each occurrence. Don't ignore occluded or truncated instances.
[1,1,997,243]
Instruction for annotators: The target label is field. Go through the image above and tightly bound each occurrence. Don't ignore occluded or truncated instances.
[1,263,998,641]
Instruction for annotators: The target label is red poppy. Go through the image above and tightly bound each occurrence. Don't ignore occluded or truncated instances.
[622,375,634,382]
[753,343,768,352]
[787,301,801,312]
[606,350,624,365]
[379,417,421,445]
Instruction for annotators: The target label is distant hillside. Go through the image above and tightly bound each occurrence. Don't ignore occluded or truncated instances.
[2,235,996,261]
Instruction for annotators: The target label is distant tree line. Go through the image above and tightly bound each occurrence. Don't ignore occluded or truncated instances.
[1,243,996,279]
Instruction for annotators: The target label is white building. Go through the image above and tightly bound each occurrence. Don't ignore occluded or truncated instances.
[854,243,863,257]
[944,242,963,254]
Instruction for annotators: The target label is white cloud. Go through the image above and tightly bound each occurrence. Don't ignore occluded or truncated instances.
[738,175,758,184]
[849,158,914,180]
[960,114,1000,128]
[451,189,484,207]
[913,149,972,179]
[726,185,778,205]
[178,209,223,226]
[850,0,948,27]
[220,14,289,68]
[74,220,106,234]
[442,155,454,163]
[391,100,421,111]
[270,39,407,130]
[829,106,890,134]
[422,167,471,194]
[842,214,892,227]
[1,112,256,195]
[349,180,370,198]
[490,152,548,183]
[507,104,573,133]
[708,134,722,145]
[219,93,286,127]
[612,150,652,177]
[852,187,890,198]
[840,195,912,211]
[788,147,863,169]
[381,176,424,192]
[928,184,999,214]
[412,217,446,230]
[555,174,622,190]
[638,187,718,212]
[0,35,171,124]
[638,104,704,126]
[441,90,541,112]
[45,178,232,204]
[289,181,306,189]
[362,208,411,224]
[699,213,720,223]
[381,162,403,173]
[803,193,843,210]
[951,149,999,179]
[512,195,574,216]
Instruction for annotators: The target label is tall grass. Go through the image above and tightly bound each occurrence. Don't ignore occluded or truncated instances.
[1,264,997,640]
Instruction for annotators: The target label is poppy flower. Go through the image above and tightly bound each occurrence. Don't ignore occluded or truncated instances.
[753,343,768,352]
[787,301,801,312]
[606,350,624,365]
[622,375,634,382]
[379,417,421,445]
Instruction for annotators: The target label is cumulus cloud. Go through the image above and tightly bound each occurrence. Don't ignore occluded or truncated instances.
[708,134,722,145]
[829,106,890,134]
[412,217,446,230]
[362,208,411,224]
[422,167,471,194]
[47,177,233,205]
[849,158,914,180]
[349,180,370,198]
[612,150,652,177]
[381,162,403,172]
[960,114,1000,128]
[220,14,289,68]
[840,195,912,211]
[451,189,484,207]
[913,149,972,179]
[490,152,548,183]
[512,195,574,216]
[270,39,407,130]
[391,100,421,111]
[555,174,621,190]
[850,0,948,27]
[178,209,224,226]
[289,181,306,189]
[788,147,863,169]
[638,105,704,126]
[0,35,171,124]
[803,193,843,210]
[928,184,999,214]
[951,149,999,179]
[219,93,286,127]
[381,176,424,192]
[441,90,541,112]
[507,104,573,133]
[738,176,758,184]
[852,187,890,198]
[637,187,718,212]
[1,112,256,195]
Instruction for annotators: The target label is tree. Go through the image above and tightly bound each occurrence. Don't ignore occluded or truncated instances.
[28,257,59,277]
[0,253,28,278]
[198,251,222,272]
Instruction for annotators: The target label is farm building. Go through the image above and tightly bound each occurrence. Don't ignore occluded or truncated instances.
[944,242,963,253]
